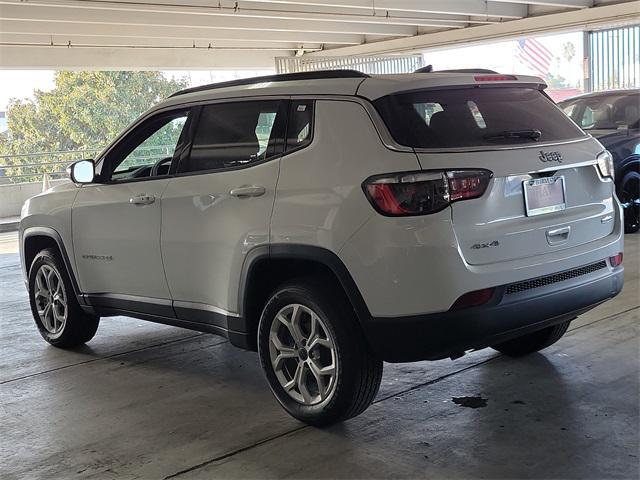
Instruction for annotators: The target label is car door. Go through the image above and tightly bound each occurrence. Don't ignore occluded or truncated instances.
[72,108,192,314]
[161,98,288,326]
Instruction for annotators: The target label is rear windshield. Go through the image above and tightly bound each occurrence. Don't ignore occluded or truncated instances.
[373,87,586,149]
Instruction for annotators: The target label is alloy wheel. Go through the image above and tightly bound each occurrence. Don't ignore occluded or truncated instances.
[268,303,338,405]
[34,264,67,335]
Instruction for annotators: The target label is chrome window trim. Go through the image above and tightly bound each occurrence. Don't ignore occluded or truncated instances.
[411,136,593,154]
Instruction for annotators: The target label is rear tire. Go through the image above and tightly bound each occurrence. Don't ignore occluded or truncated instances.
[28,248,100,348]
[619,170,640,234]
[257,278,383,426]
[491,320,571,357]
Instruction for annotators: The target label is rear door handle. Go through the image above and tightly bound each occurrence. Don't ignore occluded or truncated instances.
[546,226,570,245]
[129,194,155,205]
[229,185,266,198]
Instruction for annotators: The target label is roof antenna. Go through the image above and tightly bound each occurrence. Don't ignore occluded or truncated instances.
[414,65,433,73]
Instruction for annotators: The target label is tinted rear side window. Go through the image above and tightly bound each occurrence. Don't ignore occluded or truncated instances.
[374,87,585,149]
[286,100,314,152]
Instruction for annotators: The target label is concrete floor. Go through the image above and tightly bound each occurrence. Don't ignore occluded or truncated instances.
[1,230,638,479]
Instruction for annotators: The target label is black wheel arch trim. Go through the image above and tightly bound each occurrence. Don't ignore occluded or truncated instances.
[238,243,373,334]
[22,226,85,305]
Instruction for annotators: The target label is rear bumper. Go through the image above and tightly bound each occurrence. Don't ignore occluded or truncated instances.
[361,263,624,362]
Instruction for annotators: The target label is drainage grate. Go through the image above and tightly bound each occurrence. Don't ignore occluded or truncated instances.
[505,261,607,295]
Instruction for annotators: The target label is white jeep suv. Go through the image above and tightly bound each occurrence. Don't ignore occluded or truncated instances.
[20,70,624,426]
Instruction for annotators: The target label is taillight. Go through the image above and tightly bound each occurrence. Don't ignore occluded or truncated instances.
[596,150,614,179]
[609,252,623,267]
[447,170,492,201]
[363,170,492,217]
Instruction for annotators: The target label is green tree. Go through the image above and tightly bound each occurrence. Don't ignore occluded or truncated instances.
[0,71,188,181]
[545,72,570,89]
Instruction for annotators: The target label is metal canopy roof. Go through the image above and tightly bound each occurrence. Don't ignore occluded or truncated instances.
[0,0,637,69]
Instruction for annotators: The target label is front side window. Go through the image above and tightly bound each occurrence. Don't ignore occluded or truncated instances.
[374,87,586,149]
[180,100,286,174]
[105,111,189,182]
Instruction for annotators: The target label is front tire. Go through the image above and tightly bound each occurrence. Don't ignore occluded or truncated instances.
[258,279,383,426]
[28,248,100,348]
[492,320,571,357]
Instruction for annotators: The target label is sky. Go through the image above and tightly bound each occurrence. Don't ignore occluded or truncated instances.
[0,32,583,111]
[0,70,273,111]
[0,71,56,111]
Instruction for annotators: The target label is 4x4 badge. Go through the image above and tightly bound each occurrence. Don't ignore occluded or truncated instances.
[470,240,500,249]
[538,150,563,163]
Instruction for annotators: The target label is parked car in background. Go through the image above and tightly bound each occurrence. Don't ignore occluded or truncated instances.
[558,89,639,233]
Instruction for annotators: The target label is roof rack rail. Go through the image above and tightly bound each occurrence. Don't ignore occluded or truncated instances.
[170,69,370,97]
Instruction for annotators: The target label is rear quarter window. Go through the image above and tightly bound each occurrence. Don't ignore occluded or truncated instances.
[374,87,586,149]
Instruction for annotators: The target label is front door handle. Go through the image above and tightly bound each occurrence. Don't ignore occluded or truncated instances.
[129,194,155,205]
[229,185,266,198]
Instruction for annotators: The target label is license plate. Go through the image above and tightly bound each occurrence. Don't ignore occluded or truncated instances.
[523,176,566,217]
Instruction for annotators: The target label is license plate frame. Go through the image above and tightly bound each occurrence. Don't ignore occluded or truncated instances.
[523,176,567,217]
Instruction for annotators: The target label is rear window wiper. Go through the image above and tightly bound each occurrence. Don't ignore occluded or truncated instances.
[483,129,542,141]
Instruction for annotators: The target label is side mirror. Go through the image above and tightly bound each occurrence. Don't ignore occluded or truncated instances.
[68,159,95,184]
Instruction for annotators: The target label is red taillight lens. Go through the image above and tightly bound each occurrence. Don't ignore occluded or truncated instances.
[363,170,492,217]
[450,287,496,310]
[364,172,449,216]
[609,253,623,267]
[365,184,411,215]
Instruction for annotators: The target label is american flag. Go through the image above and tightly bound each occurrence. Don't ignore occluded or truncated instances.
[517,38,553,78]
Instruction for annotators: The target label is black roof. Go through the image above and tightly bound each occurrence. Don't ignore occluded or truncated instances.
[414,66,499,74]
[170,69,370,98]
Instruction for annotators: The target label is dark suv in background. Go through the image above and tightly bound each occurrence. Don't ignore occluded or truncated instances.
[559,89,639,233]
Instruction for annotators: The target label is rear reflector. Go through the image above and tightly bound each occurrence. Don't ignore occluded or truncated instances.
[363,169,492,217]
[450,288,496,310]
[609,253,623,267]
[474,75,517,82]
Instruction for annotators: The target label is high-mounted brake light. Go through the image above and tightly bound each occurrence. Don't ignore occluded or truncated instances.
[363,170,492,217]
[474,75,517,82]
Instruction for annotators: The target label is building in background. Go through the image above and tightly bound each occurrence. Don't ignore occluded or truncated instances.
[587,25,639,92]
[0,111,7,133]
